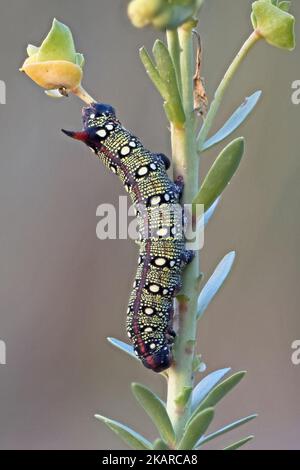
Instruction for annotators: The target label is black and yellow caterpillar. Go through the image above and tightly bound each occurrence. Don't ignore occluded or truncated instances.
[63,102,193,372]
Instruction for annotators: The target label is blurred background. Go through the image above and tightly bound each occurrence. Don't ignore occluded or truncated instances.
[0,0,299,450]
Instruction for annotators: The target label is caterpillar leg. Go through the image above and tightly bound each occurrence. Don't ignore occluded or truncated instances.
[174,280,183,296]
[182,249,195,266]
[174,176,184,199]
[142,348,173,373]
[166,329,176,345]
[156,153,171,170]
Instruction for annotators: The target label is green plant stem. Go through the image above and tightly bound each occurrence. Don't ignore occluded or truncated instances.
[72,84,96,104]
[165,26,261,447]
[197,30,261,151]
[166,23,199,442]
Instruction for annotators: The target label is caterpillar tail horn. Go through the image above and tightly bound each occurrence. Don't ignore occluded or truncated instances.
[61,129,89,142]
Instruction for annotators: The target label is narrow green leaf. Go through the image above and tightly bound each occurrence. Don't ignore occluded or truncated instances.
[191,368,231,411]
[163,102,177,125]
[131,383,176,446]
[152,40,185,125]
[197,414,257,447]
[200,91,262,152]
[152,438,170,450]
[107,337,138,362]
[223,435,254,450]
[139,46,167,98]
[197,252,236,319]
[140,41,185,124]
[177,408,215,450]
[189,372,246,422]
[152,40,177,85]
[193,137,245,213]
[95,414,152,450]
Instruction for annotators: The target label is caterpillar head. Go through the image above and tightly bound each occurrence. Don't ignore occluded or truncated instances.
[62,102,116,144]
[82,103,116,129]
[142,346,173,373]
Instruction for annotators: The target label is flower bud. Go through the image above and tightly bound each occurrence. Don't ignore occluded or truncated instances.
[251,0,295,50]
[128,0,204,30]
[20,19,85,92]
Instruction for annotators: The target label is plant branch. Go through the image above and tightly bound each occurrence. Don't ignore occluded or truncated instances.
[166,22,199,442]
[197,30,261,151]
[166,24,261,448]
[72,84,96,105]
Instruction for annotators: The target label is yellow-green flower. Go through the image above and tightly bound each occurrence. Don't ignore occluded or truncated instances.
[251,0,295,50]
[20,19,85,92]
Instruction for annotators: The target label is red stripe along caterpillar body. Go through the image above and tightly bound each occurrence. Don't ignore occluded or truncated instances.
[63,103,194,372]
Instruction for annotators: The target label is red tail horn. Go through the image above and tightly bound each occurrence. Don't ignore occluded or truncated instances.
[61,129,89,142]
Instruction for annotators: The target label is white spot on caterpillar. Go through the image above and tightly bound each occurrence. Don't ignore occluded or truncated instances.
[163,289,169,295]
[164,193,170,202]
[151,196,161,206]
[145,308,154,315]
[170,260,176,268]
[129,141,137,148]
[106,124,114,131]
[149,284,160,293]
[145,327,153,333]
[150,343,156,350]
[155,258,167,267]
[90,113,95,119]
[137,166,149,176]
[120,145,130,156]
[150,163,157,171]
[157,228,168,237]
[96,129,107,138]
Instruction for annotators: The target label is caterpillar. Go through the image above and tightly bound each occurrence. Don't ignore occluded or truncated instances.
[63,102,194,373]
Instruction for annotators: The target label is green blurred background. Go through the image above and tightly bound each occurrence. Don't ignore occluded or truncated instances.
[0,0,299,450]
